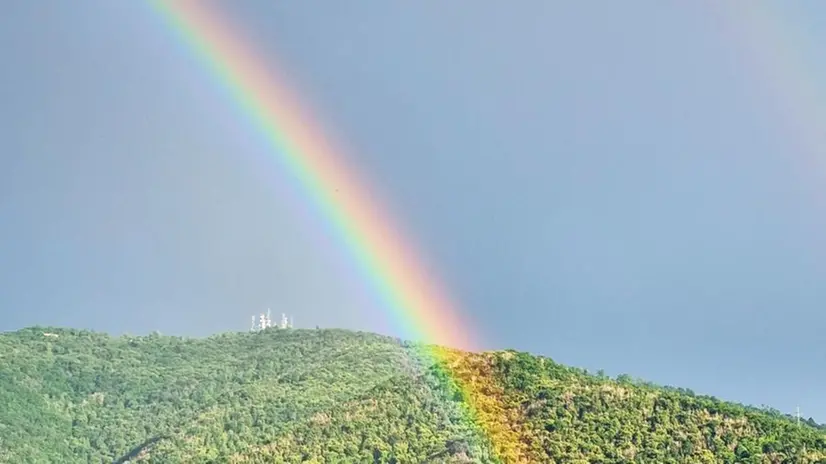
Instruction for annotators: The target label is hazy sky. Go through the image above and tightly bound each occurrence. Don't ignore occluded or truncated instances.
[1,1,825,421]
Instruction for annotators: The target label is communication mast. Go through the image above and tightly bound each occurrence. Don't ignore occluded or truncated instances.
[250,310,294,331]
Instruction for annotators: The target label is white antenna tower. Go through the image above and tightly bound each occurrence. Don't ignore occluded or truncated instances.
[796,405,801,426]
[248,309,296,331]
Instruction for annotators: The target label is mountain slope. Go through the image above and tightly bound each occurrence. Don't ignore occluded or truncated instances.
[0,327,823,463]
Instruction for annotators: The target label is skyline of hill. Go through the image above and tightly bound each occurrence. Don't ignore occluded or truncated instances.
[1,326,825,463]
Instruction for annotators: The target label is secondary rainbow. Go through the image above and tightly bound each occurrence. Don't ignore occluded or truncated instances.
[708,2,826,182]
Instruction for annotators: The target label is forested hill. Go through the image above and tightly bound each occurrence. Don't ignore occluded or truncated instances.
[1,327,824,463]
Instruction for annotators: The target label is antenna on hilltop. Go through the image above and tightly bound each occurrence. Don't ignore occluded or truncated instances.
[248,309,296,332]
[796,405,801,426]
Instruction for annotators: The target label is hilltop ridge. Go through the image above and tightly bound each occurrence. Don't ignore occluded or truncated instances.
[1,326,824,463]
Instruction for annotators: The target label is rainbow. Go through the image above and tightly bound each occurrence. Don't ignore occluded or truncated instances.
[148,1,826,459]
[150,0,476,351]
[708,2,826,180]
[149,0,521,460]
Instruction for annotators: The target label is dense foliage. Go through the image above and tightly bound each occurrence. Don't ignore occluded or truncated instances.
[1,327,824,463]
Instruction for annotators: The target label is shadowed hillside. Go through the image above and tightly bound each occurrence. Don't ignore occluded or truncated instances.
[1,327,824,463]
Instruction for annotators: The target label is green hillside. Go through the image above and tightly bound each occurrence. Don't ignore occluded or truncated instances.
[1,327,824,463]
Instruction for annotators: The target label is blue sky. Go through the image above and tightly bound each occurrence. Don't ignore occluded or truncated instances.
[1,1,825,421]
